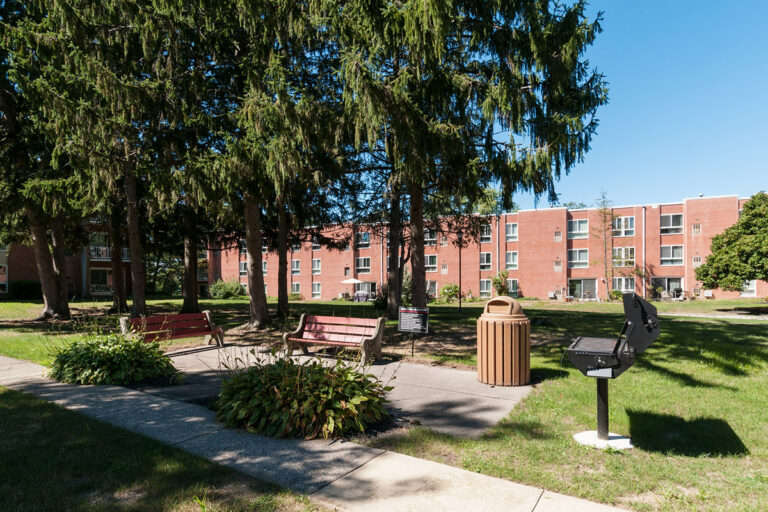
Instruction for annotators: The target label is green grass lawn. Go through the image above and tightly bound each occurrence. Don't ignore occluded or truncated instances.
[0,387,323,512]
[2,297,767,510]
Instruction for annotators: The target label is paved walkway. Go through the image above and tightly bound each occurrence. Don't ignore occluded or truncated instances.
[0,355,621,512]
[658,311,768,321]
[144,345,534,438]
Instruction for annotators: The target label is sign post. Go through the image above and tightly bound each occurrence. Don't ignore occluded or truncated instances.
[398,307,429,357]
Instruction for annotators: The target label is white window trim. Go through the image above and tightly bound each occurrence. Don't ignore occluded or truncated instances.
[660,245,684,266]
[312,282,321,298]
[505,223,518,242]
[612,276,635,292]
[355,257,371,273]
[480,224,492,243]
[612,246,635,267]
[355,232,370,248]
[312,258,321,275]
[568,249,589,268]
[425,254,438,272]
[612,216,635,237]
[291,259,301,274]
[239,261,248,275]
[505,251,518,270]
[660,214,683,235]
[480,252,492,270]
[479,279,492,298]
[567,219,589,239]
[291,282,301,294]
[424,229,437,246]
[506,278,519,297]
[262,260,267,274]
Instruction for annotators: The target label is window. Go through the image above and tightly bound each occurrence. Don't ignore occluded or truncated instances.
[661,245,683,266]
[291,282,301,294]
[692,255,702,267]
[505,251,518,270]
[355,232,370,248]
[426,280,438,298]
[567,219,588,239]
[239,261,248,276]
[480,223,492,243]
[291,259,301,274]
[507,279,519,297]
[505,223,518,241]
[425,254,437,272]
[355,257,370,273]
[479,279,492,298]
[0,264,8,294]
[569,279,597,300]
[238,239,247,254]
[440,235,448,246]
[344,267,350,276]
[553,259,562,272]
[262,242,268,253]
[691,223,702,235]
[424,229,437,246]
[741,280,757,297]
[354,282,376,294]
[89,232,110,260]
[660,214,683,234]
[612,216,635,237]
[651,277,682,298]
[312,236,321,250]
[291,241,301,251]
[612,247,635,267]
[612,277,635,292]
[480,252,492,270]
[441,263,448,274]
[312,282,321,298]
[554,231,562,242]
[312,258,321,274]
[568,249,589,268]
[90,268,111,295]
[262,260,267,274]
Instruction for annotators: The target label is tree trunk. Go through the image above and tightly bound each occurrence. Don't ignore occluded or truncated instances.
[181,232,199,313]
[409,180,426,308]
[386,186,401,319]
[124,169,146,316]
[277,198,289,318]
[108,210,128,313]
[244,195,269,328]
[50,225,72,317]
[25,206,69,320]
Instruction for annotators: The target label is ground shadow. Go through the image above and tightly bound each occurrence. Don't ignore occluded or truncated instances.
[715,306,768,316]
[529,367,569,384]
[627,409,748,456]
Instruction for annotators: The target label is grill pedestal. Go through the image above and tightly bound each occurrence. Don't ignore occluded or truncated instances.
[597,378,609,440]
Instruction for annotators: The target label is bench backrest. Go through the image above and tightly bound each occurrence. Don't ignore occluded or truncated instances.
[301,315,379,343]
[130,312,212,342]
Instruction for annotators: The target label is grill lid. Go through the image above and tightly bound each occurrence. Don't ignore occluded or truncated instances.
[622,293,659,354]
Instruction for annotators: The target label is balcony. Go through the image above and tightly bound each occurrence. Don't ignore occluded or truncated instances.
[89,246,130,261]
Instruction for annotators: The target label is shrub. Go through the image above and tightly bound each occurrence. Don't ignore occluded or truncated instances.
[440,283,460,302]
[609,289,623,301]
[373,292,387,310]
[288,292,303,301]
[217,357,390,439]
[492,271,509,296]
[9,280,42,300]
[50,333,179,386]
[209,279,244,299]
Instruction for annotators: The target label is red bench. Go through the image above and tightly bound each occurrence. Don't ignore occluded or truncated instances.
[283,314,385,363]
[120,311,224,347]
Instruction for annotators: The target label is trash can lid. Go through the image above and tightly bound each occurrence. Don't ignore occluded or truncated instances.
[482,296,526,317]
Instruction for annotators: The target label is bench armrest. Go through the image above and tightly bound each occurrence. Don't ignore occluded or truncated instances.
[282,313,307,345]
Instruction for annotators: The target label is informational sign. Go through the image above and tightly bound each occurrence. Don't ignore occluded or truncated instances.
[398,307,429,334]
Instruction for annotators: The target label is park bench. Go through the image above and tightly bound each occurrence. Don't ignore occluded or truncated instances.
[283,314,385,363]
[120,311,224,347]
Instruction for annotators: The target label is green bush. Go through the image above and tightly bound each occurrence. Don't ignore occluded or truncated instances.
[217,357,390,439]
[9,280,42,300]
[609,289,623,301]
[492,271,509,296]
[288,292,304,301]
[440,283,460,302]
[209,279,244,299]
[50,333,179,386]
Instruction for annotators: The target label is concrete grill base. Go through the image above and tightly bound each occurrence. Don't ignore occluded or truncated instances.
[573,430,633,450]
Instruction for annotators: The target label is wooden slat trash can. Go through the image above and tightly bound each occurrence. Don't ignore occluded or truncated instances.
[477,296,531,386]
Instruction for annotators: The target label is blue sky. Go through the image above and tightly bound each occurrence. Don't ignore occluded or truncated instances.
[514,1,768,210]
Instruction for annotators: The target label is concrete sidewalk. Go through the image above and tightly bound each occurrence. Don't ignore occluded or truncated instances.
[0,355,621,512]
[148,344,534,438]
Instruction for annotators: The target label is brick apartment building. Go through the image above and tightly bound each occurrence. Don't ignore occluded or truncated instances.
[1,194,764,301]
[208,194,766,302]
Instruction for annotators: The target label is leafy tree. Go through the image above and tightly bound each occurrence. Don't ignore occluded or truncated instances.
[696,192,768,291]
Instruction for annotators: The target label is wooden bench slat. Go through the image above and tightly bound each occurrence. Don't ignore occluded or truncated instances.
[299,332,369,343]
[306,315,379,327]
[132,317,209,329]
[288,337,358,347]
[130,313,208,325]
[304,323,376,336]
[144,328,214,342]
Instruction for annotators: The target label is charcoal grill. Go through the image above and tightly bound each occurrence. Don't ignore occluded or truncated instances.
[566,293,660,443]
